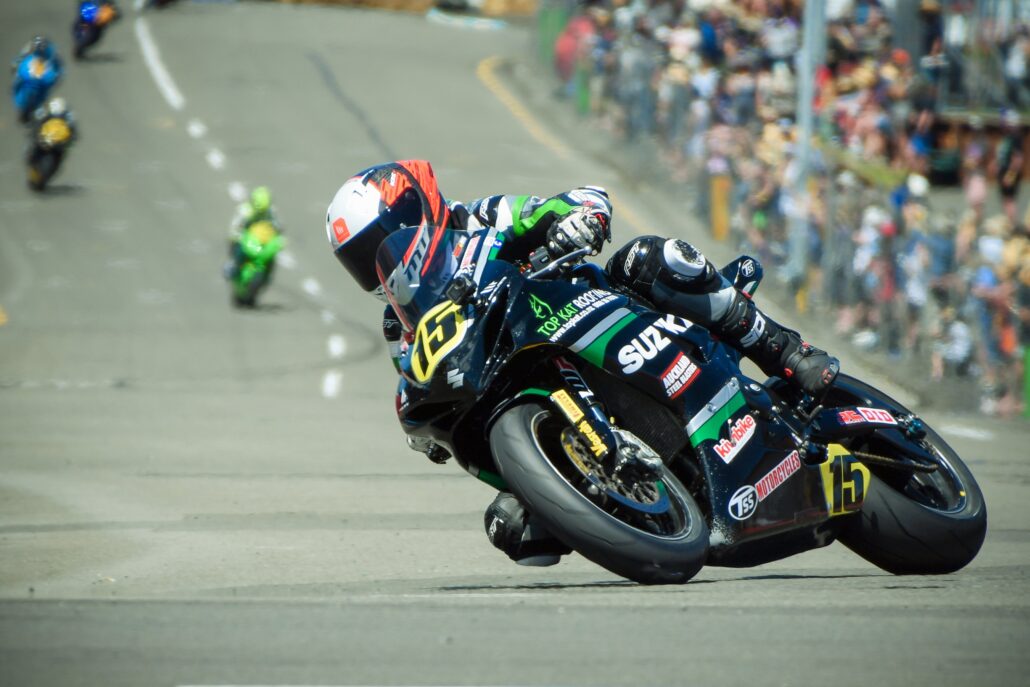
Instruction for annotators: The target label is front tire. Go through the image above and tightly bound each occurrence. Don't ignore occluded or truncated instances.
[828,375,987,574]
[489,402,708,584]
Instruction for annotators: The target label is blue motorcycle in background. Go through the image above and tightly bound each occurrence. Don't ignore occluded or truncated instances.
[11,41,63,123]
[72,2,121,60]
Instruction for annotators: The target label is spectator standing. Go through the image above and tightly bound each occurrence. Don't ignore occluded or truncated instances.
[994,110,1025,226]
[962,116,989,222]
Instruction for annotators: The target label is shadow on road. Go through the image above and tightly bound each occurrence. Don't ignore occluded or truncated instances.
[440,580,636,592]
[38,184,86,197]
[232,302,291,314]
[76,52,123,63]
[438,571,888,592]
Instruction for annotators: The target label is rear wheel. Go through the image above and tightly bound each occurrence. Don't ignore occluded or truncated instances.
[489,402,708,584]
[827,375,987,574]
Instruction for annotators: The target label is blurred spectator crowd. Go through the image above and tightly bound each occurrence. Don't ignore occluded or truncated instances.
[548,0,1030,417]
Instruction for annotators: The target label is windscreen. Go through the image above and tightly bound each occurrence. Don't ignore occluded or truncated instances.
[375,225,460,331]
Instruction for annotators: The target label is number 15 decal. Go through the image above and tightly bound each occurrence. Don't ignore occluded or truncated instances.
[411,300,469,384]
[819,444,871,516]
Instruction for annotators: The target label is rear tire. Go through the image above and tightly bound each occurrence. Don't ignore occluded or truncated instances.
[829,375,987,574]
[490,402,708,584]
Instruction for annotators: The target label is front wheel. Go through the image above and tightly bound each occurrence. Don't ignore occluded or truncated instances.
[489,402,708,584]
[827,374,987,574]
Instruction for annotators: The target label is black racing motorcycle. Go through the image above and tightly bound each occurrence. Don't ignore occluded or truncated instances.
[379,225,987,584]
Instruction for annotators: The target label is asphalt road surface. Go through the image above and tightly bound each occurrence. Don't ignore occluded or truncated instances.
[1,2,1028,686]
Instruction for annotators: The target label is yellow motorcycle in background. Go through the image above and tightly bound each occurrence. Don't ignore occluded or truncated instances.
[27,116,73,192]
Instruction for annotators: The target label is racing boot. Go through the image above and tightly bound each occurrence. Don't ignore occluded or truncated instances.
[715,292,839,398]
[484,492,572,567]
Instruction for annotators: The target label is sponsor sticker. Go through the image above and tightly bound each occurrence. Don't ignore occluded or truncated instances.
[837,409,864,425]
[728,485,758,521]
[858,407,897,424]
[712,414,757,464]
[617,315,692,373]
[529,293,553,320]
[551,389,584,424]
[535,289,619,341]
[838,407,897,425]
[459,235,480,269]
[577,419,607,457]
[331,217,350,244]
[623,243,641,274]
[446,368,464,389]
[741,259,755,277]
[661,352,700,399]
[754,450,802,501]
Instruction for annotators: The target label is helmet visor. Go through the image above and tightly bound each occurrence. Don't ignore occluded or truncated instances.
[333,187,425,292]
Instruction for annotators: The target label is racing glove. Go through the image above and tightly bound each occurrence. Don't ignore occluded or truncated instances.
[546,206,611,259]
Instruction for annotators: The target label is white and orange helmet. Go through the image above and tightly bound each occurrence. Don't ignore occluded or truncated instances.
[326,160,450,292]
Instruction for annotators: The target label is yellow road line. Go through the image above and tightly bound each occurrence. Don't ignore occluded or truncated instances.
[476,56,652,238]
[0,306,7,326]
[476,56,572,161]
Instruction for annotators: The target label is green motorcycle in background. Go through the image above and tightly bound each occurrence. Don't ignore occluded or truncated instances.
[228,220,284,308]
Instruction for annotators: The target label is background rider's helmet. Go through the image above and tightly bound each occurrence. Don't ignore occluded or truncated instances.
[325,160,450,293]
[30,36,52,59]
[80,2,100,24]
[46,97,67,118]
[250,186,271,214]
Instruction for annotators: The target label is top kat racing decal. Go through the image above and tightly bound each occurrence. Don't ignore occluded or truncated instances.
[535,289,619,341]
[661,352,700,399]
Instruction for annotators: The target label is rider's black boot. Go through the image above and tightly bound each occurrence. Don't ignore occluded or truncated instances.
[714,292,839,397]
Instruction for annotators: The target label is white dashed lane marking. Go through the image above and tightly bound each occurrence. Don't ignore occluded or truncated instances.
[187,119,207,139]
[321,370,343,399]
[327,335,346,359]
[277,251,297,270]
[302,278,322,297]
[227,181,247,202]
[205,149,226,170]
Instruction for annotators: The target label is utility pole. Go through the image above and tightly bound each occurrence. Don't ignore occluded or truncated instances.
[785,0,826,290]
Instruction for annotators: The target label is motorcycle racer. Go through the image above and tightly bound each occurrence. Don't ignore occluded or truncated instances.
[224,186,281,282]
[325,159,839,566]
[26,97,78,185]
[11,36,64,124]
[72,1,122,60]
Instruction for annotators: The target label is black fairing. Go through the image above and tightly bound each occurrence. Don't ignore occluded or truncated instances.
[383,227,872,566]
